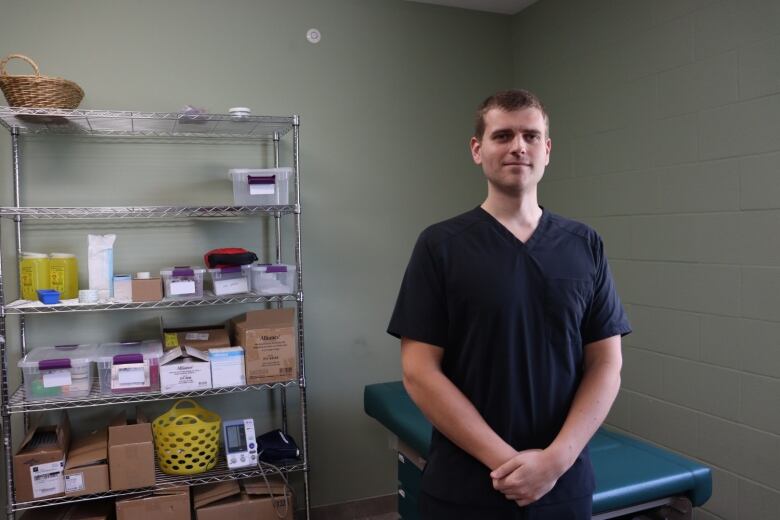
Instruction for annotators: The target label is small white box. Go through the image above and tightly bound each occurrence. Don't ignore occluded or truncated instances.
[229,167,291,206]
[209,346,246,388]
[159,346,212,394]
[113,275,132,303]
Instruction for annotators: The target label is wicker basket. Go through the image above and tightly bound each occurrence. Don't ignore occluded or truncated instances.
[0,54,84,109]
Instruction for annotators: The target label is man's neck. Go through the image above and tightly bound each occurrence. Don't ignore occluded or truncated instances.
[481,190,543,242]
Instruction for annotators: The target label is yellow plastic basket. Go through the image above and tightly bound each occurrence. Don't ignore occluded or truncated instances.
[152,399,221,475]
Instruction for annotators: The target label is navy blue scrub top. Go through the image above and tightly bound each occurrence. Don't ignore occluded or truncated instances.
[388,206,631,507]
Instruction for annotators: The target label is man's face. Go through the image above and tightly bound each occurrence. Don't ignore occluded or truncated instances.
[470,107,551,195]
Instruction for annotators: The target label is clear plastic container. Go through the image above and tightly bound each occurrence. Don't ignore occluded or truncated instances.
[95,340,163,394]
[208,266,250,296]
[18,344,96,400]
[249,264,297,295]
[160,266,205,300]
[229,167,291,206]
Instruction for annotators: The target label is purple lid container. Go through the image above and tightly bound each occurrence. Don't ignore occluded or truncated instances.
[39,358,72,370]
[113,353,144,365]
[248,175,275,185]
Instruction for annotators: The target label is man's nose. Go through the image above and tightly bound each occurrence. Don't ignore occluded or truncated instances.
[510,135,526,154]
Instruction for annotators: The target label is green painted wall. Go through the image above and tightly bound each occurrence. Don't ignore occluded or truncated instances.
[0,0,512,511]
[513,1,780,518]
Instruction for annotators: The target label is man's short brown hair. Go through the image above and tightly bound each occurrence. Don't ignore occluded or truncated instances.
[474,89,549,139]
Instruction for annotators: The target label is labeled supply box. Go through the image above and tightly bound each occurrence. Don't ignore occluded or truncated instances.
[13,412,71,502]
[229,167,291,206]
[107,411,155,491]
[64,428,109,497]
[18,344,96,400]
[159,346,212,393]
[231,309,297,384]
[162,323,231,352]
[208,266,250,295]
[95,340,163,394]
[249,264,296,295]
[160,266,205,300]
[209,346,246,388]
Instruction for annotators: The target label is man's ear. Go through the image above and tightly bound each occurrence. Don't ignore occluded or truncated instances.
[470,136,482,165]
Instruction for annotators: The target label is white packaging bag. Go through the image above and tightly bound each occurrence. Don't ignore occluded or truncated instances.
[87,234,116,300]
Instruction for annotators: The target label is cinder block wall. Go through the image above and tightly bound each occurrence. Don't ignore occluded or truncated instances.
[512,1,780,518]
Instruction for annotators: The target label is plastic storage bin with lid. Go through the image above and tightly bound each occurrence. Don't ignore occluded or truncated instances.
[95,340,163,394]
[208,265,250,296]
[229,167,291,206]
[18,344,96,400]
[249,264,297,295]
[160,266,205,300]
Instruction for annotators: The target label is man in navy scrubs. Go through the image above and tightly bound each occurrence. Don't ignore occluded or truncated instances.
[388,90,631,519]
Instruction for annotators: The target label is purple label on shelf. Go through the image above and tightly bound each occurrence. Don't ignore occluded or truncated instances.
[247,175,275,185]
[172,268,195,277]
[220,266,242,274]
[266,265,288,273]
[113,353,144,365]
[39,358,71,370]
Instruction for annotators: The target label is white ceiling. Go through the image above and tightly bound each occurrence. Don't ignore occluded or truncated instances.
[405,0,539,15]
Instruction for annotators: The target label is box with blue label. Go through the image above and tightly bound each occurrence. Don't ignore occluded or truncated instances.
[209,346,246,388]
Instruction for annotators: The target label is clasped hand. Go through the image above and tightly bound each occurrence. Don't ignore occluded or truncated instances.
[490,449,562,507]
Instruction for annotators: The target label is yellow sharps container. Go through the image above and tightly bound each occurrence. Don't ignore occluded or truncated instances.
[49,253,78,299]
[19,252,50,300]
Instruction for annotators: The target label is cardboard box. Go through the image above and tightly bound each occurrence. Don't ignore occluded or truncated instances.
[132,277,163,302]
[13,413,71,502]
[242,475,288,496]
[193,480,240,509]
[209,347,246,388]
[163,324,231,352]
[231,309,297,384]
[64,428,109,496]
[195,489,293,520]
[160,345,212,393]
[108,414,155,490]
[65,499,114,520]
[116,487,190,520]
[18,501,113,520]
[18,506,69,520]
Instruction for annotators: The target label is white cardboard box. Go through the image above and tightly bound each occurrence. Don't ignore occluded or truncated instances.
[159,345,212,394]
[209,346,246,388]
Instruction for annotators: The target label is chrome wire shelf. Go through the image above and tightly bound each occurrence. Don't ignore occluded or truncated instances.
[0,205,297,220]
[0,107,295,139]
[6,379,299,413]
[3,293,299,314]
[11,459,307,511]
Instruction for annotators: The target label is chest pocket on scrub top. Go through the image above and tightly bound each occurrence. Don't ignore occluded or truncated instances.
[543,277,593,348]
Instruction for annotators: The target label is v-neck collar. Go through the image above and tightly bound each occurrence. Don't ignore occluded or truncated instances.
[475,205,549,249]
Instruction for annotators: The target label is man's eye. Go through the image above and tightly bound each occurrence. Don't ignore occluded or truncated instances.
[525,134,541,142]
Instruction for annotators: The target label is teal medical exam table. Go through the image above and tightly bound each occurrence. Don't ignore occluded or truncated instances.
[364,381,712,519]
